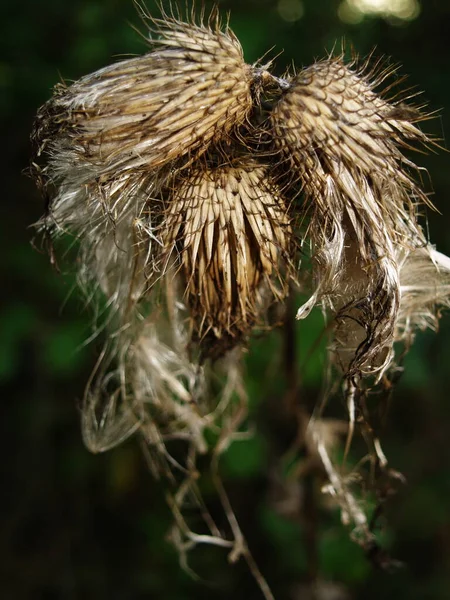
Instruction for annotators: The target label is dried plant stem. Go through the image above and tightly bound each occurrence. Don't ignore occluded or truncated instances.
[211,453,276,600]
[313,426,372,540]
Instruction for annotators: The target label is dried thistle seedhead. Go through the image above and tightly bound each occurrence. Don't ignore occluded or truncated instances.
[272,57,430,179]
[160,163,294,353]
[32,12,254,193]
[271,57,432,378]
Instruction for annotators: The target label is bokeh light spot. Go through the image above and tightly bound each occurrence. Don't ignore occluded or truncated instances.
[277,0,305,22]
[338,0,420,23]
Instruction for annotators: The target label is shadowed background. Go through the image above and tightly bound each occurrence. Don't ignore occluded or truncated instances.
[3,0,450,598]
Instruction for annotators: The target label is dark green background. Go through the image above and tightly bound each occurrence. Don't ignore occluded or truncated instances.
[3,0,450,598]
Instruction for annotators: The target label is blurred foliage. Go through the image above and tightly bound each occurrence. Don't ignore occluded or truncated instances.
[3,0,450,598]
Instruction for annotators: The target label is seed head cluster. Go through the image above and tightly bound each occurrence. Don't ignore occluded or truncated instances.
[31,6,450,577]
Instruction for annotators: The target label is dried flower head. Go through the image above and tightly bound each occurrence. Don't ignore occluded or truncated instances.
[271,57,432,378]
[30,5,450,595]
[161,163,294,353]
[33,12,254,179]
